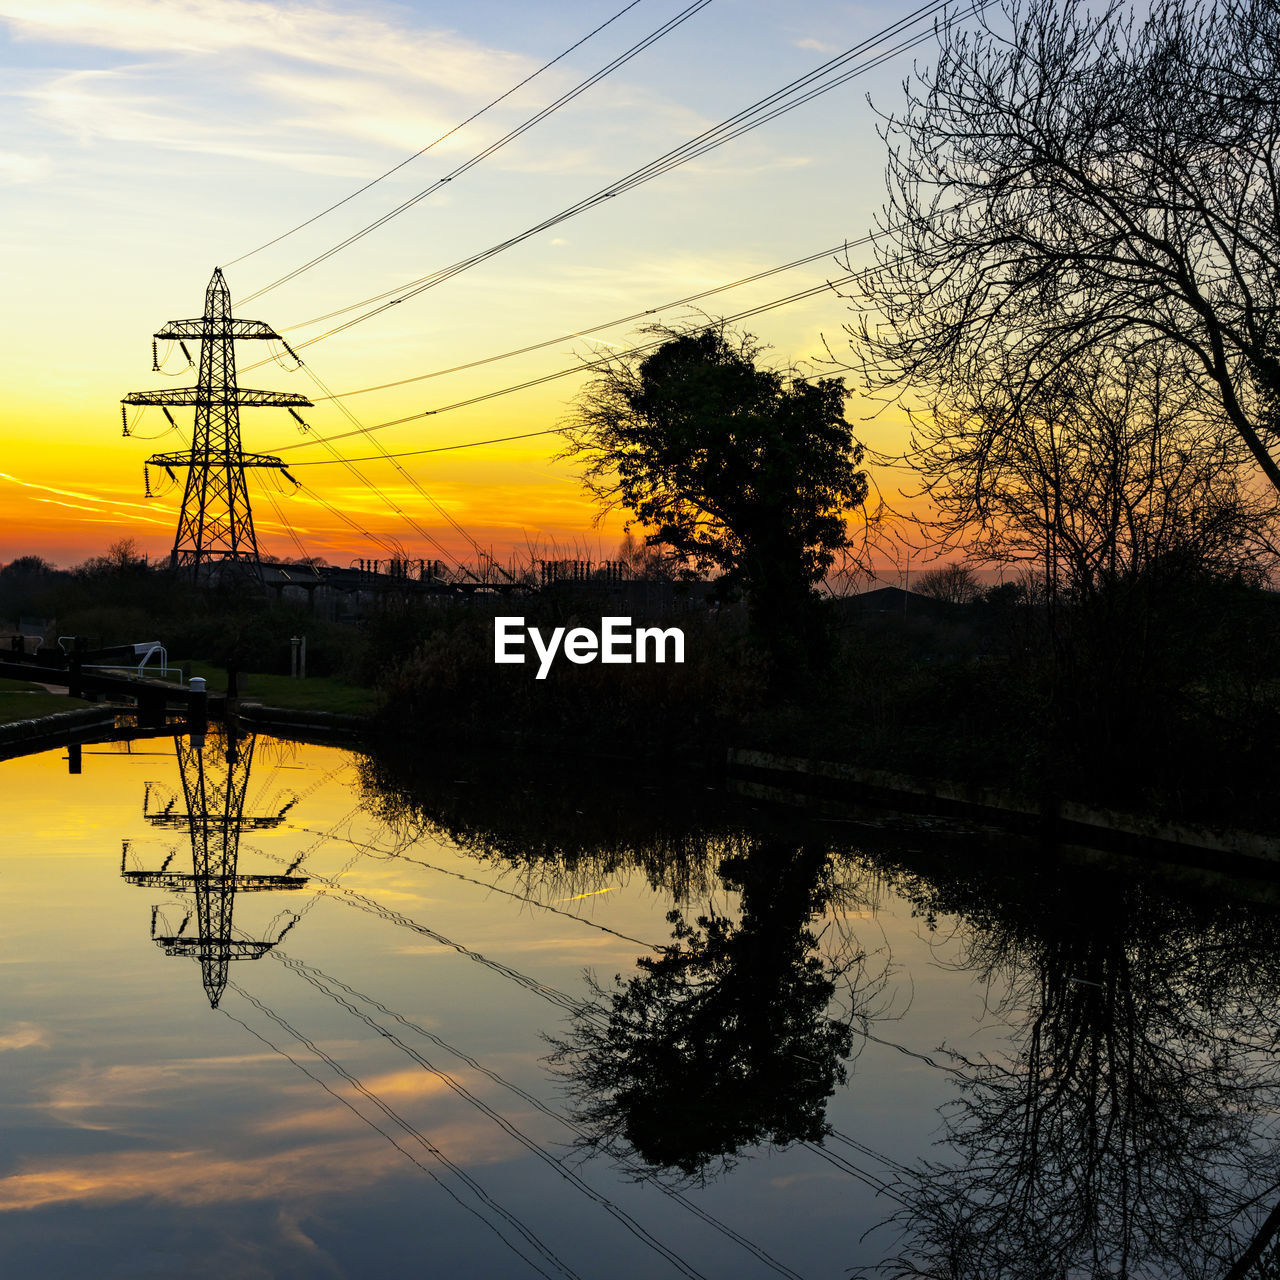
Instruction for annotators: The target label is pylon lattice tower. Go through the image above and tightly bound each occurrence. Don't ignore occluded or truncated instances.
[122,268,311,579]
[124,731,306,1008]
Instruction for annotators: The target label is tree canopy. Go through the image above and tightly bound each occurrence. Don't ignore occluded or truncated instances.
[559,325,869,649]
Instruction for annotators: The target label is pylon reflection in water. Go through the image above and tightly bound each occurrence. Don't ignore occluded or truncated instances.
[123,730,308,1008]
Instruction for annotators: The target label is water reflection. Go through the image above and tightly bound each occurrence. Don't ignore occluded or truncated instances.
[357,750,752,900]
[550,841,863,1182]
[358,752,890,1184]
[13,731,1280,1276]
[870,854,1280,1279]
[121,729,306,1007]
[362,749,1280,1268]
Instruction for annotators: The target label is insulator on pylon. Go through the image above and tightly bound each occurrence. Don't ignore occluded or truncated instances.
[163,465,177,482]
[162,407,178,429]
[179,341,193,366]
[152,339,159,371]
[144,467,153,498]
[122,406,129,437]
[282,341,303,365]
[288,408,309,432]
[281,469,299,487]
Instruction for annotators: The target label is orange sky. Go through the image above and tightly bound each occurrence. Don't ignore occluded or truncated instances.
[2,0,923,572]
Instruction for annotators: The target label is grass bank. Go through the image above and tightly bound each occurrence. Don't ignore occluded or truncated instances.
[0,678,93,725]
[185,662,380,717]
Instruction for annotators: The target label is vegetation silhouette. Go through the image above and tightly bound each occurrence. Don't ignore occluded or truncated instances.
[851,0,1280,493]
[559,322,869,675]
[357,749,754,900]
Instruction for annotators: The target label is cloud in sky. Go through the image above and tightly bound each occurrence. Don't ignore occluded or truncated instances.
[0,149,52,184]
[0,0,901,566]
[0,1,528,89]
[0,1022,48,1051]
[0,1140,397,1210]
[0,0,543,173]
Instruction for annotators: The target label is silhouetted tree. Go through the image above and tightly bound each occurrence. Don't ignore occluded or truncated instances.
[0,555,64,626]
[560,323,869,670]
[74,537,150,579]
[908,342,1278,600]
[914,564,981,604]
[852,0,1280,492]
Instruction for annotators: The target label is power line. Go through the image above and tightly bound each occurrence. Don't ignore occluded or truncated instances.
[237,0,715,303]
[257,843,932,1199]
[299,427,559,463]
[225,6,986,551]
[276,947,805,1279]
[272,268,860,458]
[296,825,658,950]
[306,236,873,402]
[290,360,481,572]
[225,0,652,269]
[268,0,985,352]
[276,956,714,1280]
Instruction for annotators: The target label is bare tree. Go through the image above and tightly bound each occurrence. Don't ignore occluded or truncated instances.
[908,340,1279,600]
[914,563,982,604]
[851,0,1280,492]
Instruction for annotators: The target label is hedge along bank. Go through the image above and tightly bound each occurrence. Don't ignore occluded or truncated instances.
[494,616,686,680]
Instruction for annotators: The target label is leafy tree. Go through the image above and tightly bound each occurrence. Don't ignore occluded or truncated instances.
[560,324,869,665]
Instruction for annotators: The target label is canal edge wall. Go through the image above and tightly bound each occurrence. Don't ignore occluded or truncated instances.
[0,706,121,760]
[233,702,369,744]
[726,747,1280,870]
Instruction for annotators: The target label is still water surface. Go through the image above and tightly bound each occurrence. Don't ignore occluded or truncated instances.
[2,729,1278,1278]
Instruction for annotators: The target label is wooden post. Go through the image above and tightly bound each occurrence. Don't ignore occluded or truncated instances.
[68,637,84,700]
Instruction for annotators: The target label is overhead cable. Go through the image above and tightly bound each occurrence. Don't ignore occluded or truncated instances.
[271,0,987,350]
[306,236,874,401]
[273,268,861,457]
[225,0,651,269]
[237,0,714,302]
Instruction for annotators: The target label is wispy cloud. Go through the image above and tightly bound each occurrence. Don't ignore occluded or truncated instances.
[0,1,528,88]
[794,36,842,54]
[0,149,52,183]
[1,1,539,172]
[0,1023,48,1052]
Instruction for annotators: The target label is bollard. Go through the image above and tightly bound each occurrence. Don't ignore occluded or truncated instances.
[188,676,208,735]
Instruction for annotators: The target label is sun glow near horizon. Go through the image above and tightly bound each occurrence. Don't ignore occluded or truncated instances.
[2,0,917,569]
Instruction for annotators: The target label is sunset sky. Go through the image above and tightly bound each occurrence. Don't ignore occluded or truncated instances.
[2,0,928,569]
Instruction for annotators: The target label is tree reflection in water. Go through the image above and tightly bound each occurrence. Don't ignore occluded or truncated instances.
[357,751,881,1185]
[869,857,1280,1280]
[549,840,872,1182]
[360,747,1280,1269]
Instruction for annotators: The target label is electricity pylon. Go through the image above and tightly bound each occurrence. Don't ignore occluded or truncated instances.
[124,730,307,1008]
[122,268,311,580]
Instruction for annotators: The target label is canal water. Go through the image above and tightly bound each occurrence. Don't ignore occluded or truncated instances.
[2,728,1279,1278]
